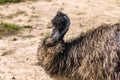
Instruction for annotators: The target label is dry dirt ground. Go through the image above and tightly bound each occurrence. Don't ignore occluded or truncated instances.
[0,0,120,80]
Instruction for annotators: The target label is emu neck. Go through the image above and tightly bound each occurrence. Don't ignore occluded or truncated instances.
[45,37,83,77]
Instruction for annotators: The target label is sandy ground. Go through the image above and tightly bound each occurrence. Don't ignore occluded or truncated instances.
[0,0,120,80]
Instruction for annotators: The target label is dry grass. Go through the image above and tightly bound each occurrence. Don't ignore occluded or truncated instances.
[21,35,34,39]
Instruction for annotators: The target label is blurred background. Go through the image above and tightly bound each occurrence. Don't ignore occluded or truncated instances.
[0,0,120,80]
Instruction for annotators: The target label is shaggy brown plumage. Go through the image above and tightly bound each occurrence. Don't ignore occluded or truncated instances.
[37,12,120,80]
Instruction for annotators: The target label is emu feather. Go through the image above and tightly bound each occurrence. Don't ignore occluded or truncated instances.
[37,12,120,80]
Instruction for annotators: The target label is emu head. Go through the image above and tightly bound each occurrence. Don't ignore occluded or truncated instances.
[51,11,70,41]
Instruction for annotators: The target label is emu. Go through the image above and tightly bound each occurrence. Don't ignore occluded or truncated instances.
[37,11,120,80]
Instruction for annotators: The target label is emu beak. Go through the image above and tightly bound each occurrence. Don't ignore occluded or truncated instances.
[52,30,60,40]
[51,24,68,41]
[50,25,60,40]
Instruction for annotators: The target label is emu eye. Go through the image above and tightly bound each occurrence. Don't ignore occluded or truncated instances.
[64,16,68,21]
[61,16,67,23]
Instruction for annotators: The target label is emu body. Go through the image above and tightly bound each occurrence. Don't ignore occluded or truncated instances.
[37,12,120,80]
